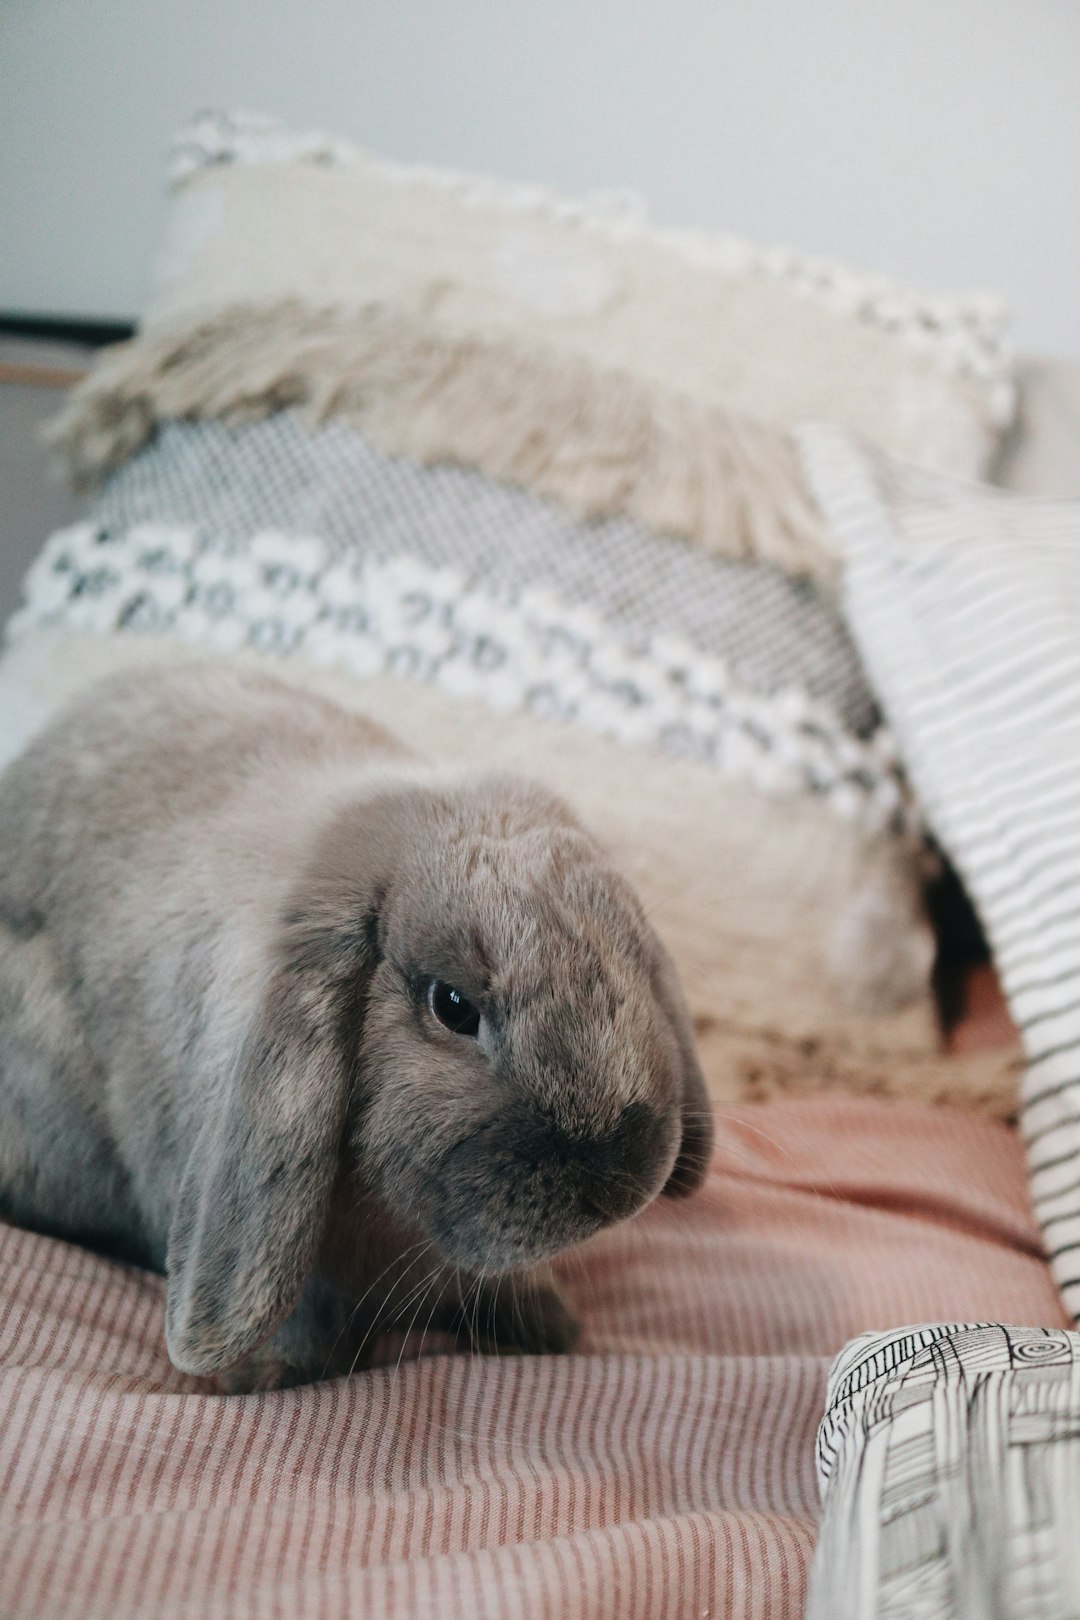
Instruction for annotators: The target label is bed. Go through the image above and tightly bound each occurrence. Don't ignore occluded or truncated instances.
[2,112,1080,1619]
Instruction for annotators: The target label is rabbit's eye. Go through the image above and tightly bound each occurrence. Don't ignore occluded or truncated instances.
[428,979,482,1038]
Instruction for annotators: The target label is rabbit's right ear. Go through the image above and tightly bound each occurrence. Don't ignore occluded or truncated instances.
[164,896,378,1377]
[652,945,714,1198]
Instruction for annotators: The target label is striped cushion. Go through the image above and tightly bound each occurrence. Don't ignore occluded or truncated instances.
[799,424,1080,1321]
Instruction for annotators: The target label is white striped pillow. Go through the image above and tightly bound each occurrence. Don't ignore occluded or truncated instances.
[798,424,1080,1321]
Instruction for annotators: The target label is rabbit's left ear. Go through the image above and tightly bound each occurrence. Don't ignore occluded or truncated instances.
[653,947,714,1198]
[164,907,375,1377]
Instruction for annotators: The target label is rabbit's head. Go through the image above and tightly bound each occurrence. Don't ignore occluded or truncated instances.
[166,772,712,1375]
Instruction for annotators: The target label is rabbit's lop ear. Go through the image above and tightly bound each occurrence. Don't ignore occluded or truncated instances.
[165,906,373,1376]
[654,948,714,1198]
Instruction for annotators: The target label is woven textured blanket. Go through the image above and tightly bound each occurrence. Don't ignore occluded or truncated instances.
[52,110,1015,583]
[5,115,1033,1112]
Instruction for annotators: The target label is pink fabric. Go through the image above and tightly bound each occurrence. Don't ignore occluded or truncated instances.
[0,1098,1066,1619]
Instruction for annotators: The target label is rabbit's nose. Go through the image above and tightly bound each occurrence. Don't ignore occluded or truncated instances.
[535,1101,670,1221]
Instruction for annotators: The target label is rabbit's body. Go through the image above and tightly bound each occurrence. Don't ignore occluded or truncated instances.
[0,665,710,1389]
[0,671,396,1262]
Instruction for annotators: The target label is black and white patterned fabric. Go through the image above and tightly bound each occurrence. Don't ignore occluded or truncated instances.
[800,424,1080,1321]
[809,1323,1080,1619]
[92,414,881,736]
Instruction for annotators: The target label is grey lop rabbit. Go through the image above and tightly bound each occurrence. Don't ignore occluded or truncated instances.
[0,664,712,1391]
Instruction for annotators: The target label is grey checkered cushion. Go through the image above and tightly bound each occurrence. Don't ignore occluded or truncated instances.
[93,413,880,737]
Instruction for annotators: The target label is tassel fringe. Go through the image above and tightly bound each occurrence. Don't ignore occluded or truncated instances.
[48,302,841,584]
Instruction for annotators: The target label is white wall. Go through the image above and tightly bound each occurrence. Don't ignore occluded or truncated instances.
[2,0,1078,356]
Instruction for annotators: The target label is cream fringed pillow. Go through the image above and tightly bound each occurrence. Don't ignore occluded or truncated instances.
[5,112,1022,1118]
[52,110,1016,585]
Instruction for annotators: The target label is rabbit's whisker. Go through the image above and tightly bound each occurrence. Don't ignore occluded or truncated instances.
[466,1266,490,1357]
[345,1244,440,1378]
[388,1262,447,1329]
[415,1268,456,1367]
[321,1236,434,1378]
[390,1267,445,1386]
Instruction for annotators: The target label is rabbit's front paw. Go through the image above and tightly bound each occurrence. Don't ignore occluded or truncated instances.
[213,1351,314,1395]
[460,1273,581,1356]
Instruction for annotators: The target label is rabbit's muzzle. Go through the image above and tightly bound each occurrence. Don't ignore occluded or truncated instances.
[427,1099,676,1271]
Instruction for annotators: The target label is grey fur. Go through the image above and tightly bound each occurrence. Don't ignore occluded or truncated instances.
[0,664,711,1389]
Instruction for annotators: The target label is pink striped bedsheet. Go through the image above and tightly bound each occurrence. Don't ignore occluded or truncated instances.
[0,1097,1066,1619]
